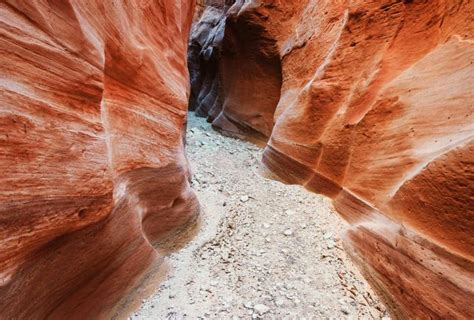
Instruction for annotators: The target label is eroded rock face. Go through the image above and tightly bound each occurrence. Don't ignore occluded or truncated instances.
[188,4,226,116]
[192,1,474,318]
[0,1,198,318]
[189,0,281,141]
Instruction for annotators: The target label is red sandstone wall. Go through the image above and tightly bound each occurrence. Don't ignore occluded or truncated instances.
[189,0,281,141]
[193,1,474,318]
[2,0,473,318]
[0,1,198,318]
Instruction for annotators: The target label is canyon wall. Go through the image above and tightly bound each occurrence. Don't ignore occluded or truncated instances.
[189,0,281,140]
[0,1,198,318]
[192,0,474,318]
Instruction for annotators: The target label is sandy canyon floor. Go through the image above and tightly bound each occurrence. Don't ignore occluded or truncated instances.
[132,113,390,320]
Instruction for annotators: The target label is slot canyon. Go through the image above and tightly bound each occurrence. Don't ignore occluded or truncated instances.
[0,0,473,319]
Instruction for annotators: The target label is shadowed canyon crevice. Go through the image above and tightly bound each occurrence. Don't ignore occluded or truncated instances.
[188,1,282,141]
[1,0,473,319]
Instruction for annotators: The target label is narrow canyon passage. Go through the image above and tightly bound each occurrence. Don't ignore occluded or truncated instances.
[2,1,473,319]
[133,113,388,319]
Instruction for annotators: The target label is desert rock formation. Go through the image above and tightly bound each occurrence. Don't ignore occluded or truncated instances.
[2,0,474,319]
[191,1,474,318]
[189,0,281,140]
[0,1,198,318]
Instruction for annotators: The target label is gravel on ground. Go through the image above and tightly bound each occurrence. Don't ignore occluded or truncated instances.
[133,112,389,320]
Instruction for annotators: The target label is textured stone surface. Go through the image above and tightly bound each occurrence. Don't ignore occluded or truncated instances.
[189,0,281,141]
[192,1,474,318]
[188,4,225,116]
[0,1,198,318]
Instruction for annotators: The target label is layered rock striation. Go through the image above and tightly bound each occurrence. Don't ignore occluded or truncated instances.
[191,1,474,318]
[2,0,473,318]
[0,1,198,318]
[189,0,281,141]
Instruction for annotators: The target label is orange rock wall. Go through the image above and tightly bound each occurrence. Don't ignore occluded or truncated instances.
[0,1,198,318]
[189,0,281,140]
[192,0,474,318]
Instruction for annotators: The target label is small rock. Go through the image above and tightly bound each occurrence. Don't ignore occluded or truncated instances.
[341,307,350,315]
[283,229,293,236]
[323,232,333,240]
[326,240,336,249]
[263,223,270,229]
[240,195,249,203]
[243,302,253,309]
[275,298,285,307]
[254,304,270,315]
[285,209,296,215]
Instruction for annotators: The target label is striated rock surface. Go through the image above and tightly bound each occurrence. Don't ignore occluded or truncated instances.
[0,1,198,318]
[188,3,226,117]
[189,0,281,141]
[192,1,474,318]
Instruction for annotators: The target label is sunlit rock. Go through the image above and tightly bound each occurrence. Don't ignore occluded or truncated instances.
[0,1,198,318]
[192,1,474,318]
